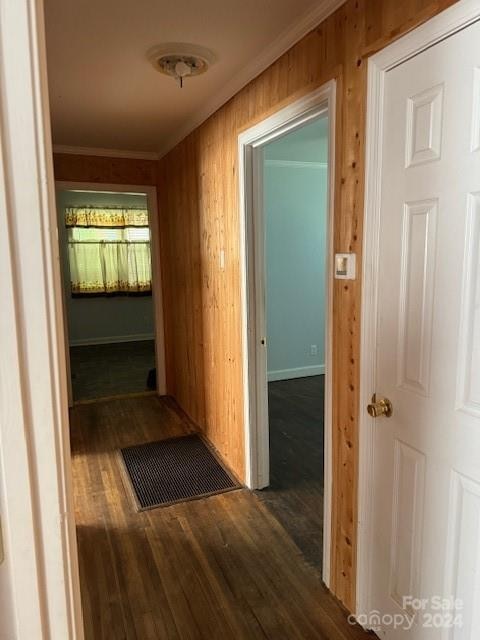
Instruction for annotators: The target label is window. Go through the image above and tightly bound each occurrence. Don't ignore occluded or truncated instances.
[66,205,152,295]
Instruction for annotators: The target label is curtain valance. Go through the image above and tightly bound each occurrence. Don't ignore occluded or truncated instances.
[65,206,149,228]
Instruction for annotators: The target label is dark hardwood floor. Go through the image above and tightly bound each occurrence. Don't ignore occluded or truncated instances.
[70,339,155,401]
[257,375,325,571]
[70,394,369,640]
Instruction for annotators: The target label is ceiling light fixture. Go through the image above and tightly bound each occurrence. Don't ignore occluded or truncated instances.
[147,43,216,88]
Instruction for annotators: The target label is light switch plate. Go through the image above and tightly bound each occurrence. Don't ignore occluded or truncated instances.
[334,253,356,280]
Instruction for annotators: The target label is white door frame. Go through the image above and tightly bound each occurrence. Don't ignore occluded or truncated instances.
[238,80,336,586]
[357,0,480,620]
[0,0,84,637]
[55,181,167,399]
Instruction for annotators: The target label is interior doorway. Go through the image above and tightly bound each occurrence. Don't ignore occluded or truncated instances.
[239,83,335,583]
[55,182,166,404]
[256,117,328,571]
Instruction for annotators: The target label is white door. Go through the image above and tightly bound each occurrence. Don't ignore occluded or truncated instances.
[369,19,480,639]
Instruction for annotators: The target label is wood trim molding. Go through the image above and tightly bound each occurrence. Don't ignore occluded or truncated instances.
[53,144,159,161]
[158,0,346,157]
[357,0,480,621]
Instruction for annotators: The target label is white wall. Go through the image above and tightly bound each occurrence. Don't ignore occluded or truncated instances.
[264,117,328,381]
[56,190,155,345]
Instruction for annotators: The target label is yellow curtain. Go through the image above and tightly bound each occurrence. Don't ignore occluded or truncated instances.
[68,227,152,294]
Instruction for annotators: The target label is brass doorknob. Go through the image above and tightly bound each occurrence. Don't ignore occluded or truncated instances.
[367,394,393,418]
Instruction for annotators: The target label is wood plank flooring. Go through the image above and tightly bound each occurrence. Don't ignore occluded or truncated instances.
[70,395,370,639]
[257,376,324,571]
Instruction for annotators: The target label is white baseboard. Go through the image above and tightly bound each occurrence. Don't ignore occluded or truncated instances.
[69,333,155,347]
[267,364,325,382]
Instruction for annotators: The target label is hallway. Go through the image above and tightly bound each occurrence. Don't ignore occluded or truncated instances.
[70,395,368,639]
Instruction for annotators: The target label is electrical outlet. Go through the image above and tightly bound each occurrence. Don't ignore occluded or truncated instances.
[310,344,318,356]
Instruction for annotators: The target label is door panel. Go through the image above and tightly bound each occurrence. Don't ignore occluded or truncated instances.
[457,193,480,417]
[444,472,480,640]
[397,199,437,396]
[370,18,480,639]
[389,440,425,613]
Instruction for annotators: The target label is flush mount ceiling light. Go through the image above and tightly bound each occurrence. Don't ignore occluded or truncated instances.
[147,43,216,88]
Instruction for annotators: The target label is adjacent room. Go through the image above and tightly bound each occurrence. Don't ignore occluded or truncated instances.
[56,188,157,402]
[255,117,329,571]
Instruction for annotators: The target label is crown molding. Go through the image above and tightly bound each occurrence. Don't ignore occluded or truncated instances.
[52,145,159,161]
[265,159,328,169]
[158,0,346,158]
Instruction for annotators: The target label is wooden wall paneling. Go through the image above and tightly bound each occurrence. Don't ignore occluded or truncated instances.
[53,153,157,186]
[188,133,207,428]
[158,140,206,429]
[362,0,457,55]
[330,0,366,607]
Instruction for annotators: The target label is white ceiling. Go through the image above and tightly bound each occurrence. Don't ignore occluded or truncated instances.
[44,0,338,156]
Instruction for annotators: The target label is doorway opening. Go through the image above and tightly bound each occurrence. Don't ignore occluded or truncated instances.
[256,116,329,572]
[55,182,166,404]
[239,82,335,582]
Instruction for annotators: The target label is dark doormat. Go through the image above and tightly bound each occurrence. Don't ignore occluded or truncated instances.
[119,434,241,510]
